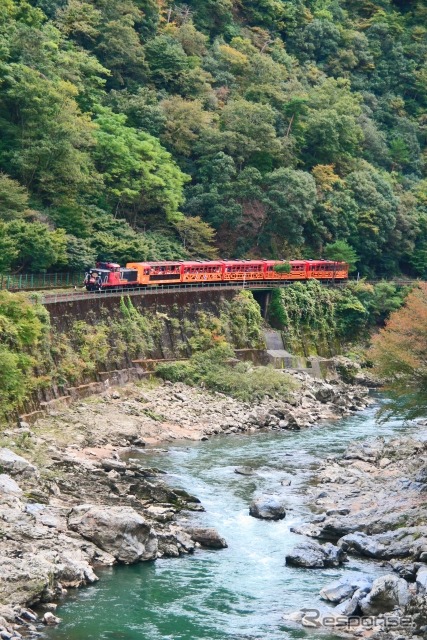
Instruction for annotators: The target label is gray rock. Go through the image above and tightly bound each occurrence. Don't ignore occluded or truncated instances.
[339,528,427,560]
[390,560,418,580]
[286,540,346,568]
[185,527,227,549]
[249,496,286,520]
[359,574,412,615]
[320,581,354,603]
[173,531,196,553]
[320,575,372,603]
[334,588,364,617]
[415,466,427,483]
[42,612,61,626]
[339,532,387,558]
[0,475,22,496]
[0,449,37,477]
[315,385,336,403]
[39,604,57,612]
[68,504,158,563]
[326,508,350,517]
[234,466,255,476]
[416,566,427,594]
[20,609,37,622]
[101,458,126,472]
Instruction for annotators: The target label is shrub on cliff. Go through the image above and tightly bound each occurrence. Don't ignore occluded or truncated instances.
[0,292,50,421]
[268,280,408,355]
[369,283,427,420]
[156,344,296,402]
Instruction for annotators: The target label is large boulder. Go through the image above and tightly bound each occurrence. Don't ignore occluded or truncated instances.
[185,527,227,549]
[234,466,255,476]
[416,566,427,594]
[286,540,346,568]
[338,532,386,558]
[68,505,158,564]
[315,384,336,404]
[334,588,366,617]
[320,575,372,603]
[0,449,37,477]
[0,555,55,606]
[339,528,427,560]
[359,574,412,615]
[249,496,286,521]
[0,474,22,496]
[415,465,427,484]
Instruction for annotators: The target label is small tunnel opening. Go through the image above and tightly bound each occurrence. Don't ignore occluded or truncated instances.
[250,290,271,320]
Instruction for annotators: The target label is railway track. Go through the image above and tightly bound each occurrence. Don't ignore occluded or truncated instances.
[32,278,420,305]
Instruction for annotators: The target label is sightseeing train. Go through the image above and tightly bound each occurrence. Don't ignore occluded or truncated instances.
[84,259,349,291]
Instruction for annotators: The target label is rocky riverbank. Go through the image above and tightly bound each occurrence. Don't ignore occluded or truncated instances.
[284,432,427,639]
[0,372,371,637]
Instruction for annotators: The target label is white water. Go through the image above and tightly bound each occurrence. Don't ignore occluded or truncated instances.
[44,398,415,640]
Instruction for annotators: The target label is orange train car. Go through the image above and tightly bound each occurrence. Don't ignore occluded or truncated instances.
[182,261,224,283]
[126,261,182,285]
[84,259,348,291]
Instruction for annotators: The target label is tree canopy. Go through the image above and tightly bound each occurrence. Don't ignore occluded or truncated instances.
[0,0,426,272]
[369,284,427,421]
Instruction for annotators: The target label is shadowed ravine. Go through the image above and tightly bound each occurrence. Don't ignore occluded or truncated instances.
[43,399,415,640]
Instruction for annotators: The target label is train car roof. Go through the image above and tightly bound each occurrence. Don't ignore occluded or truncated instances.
[222,259,265,265]
[306,259,342,264]
[183,261,224,266]
[126,261,182,266]
[264,259,306,265]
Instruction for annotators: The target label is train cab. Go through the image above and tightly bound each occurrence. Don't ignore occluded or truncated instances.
[85,263,138,290]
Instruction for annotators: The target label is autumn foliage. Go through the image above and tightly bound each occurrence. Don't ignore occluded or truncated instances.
[369,283,427,419]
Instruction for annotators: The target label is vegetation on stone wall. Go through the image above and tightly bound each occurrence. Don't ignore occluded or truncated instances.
[268,280,409,355]
[0,290,266,424]
[0,291,50,420]
[155,292,295,401]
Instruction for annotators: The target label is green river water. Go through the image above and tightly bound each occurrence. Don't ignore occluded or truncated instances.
[43,399,413,640]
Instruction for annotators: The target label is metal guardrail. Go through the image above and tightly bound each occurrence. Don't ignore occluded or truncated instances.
[0,272,84,291]
[1,270,419,294]
[39,281,274,304]
[35,277,421,306]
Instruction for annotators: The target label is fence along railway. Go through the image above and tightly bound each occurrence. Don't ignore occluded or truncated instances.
[1,259,420,307]
[20,278,419,306]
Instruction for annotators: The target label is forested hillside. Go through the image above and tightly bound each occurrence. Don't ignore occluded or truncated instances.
[1,0,426,276]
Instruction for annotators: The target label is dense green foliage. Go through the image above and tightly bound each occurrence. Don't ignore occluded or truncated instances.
[268,279,409,354]
[0,291,50,420]
[156,344,296,403]
[0,1,426,274]
[369,283,427,421]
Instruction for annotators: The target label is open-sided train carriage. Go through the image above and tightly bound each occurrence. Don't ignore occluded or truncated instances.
[84,259,349,291]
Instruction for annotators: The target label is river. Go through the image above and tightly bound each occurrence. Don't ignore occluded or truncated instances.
[43,399,412,640]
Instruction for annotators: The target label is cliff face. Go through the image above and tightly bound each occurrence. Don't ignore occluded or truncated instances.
[16,289,266,420]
